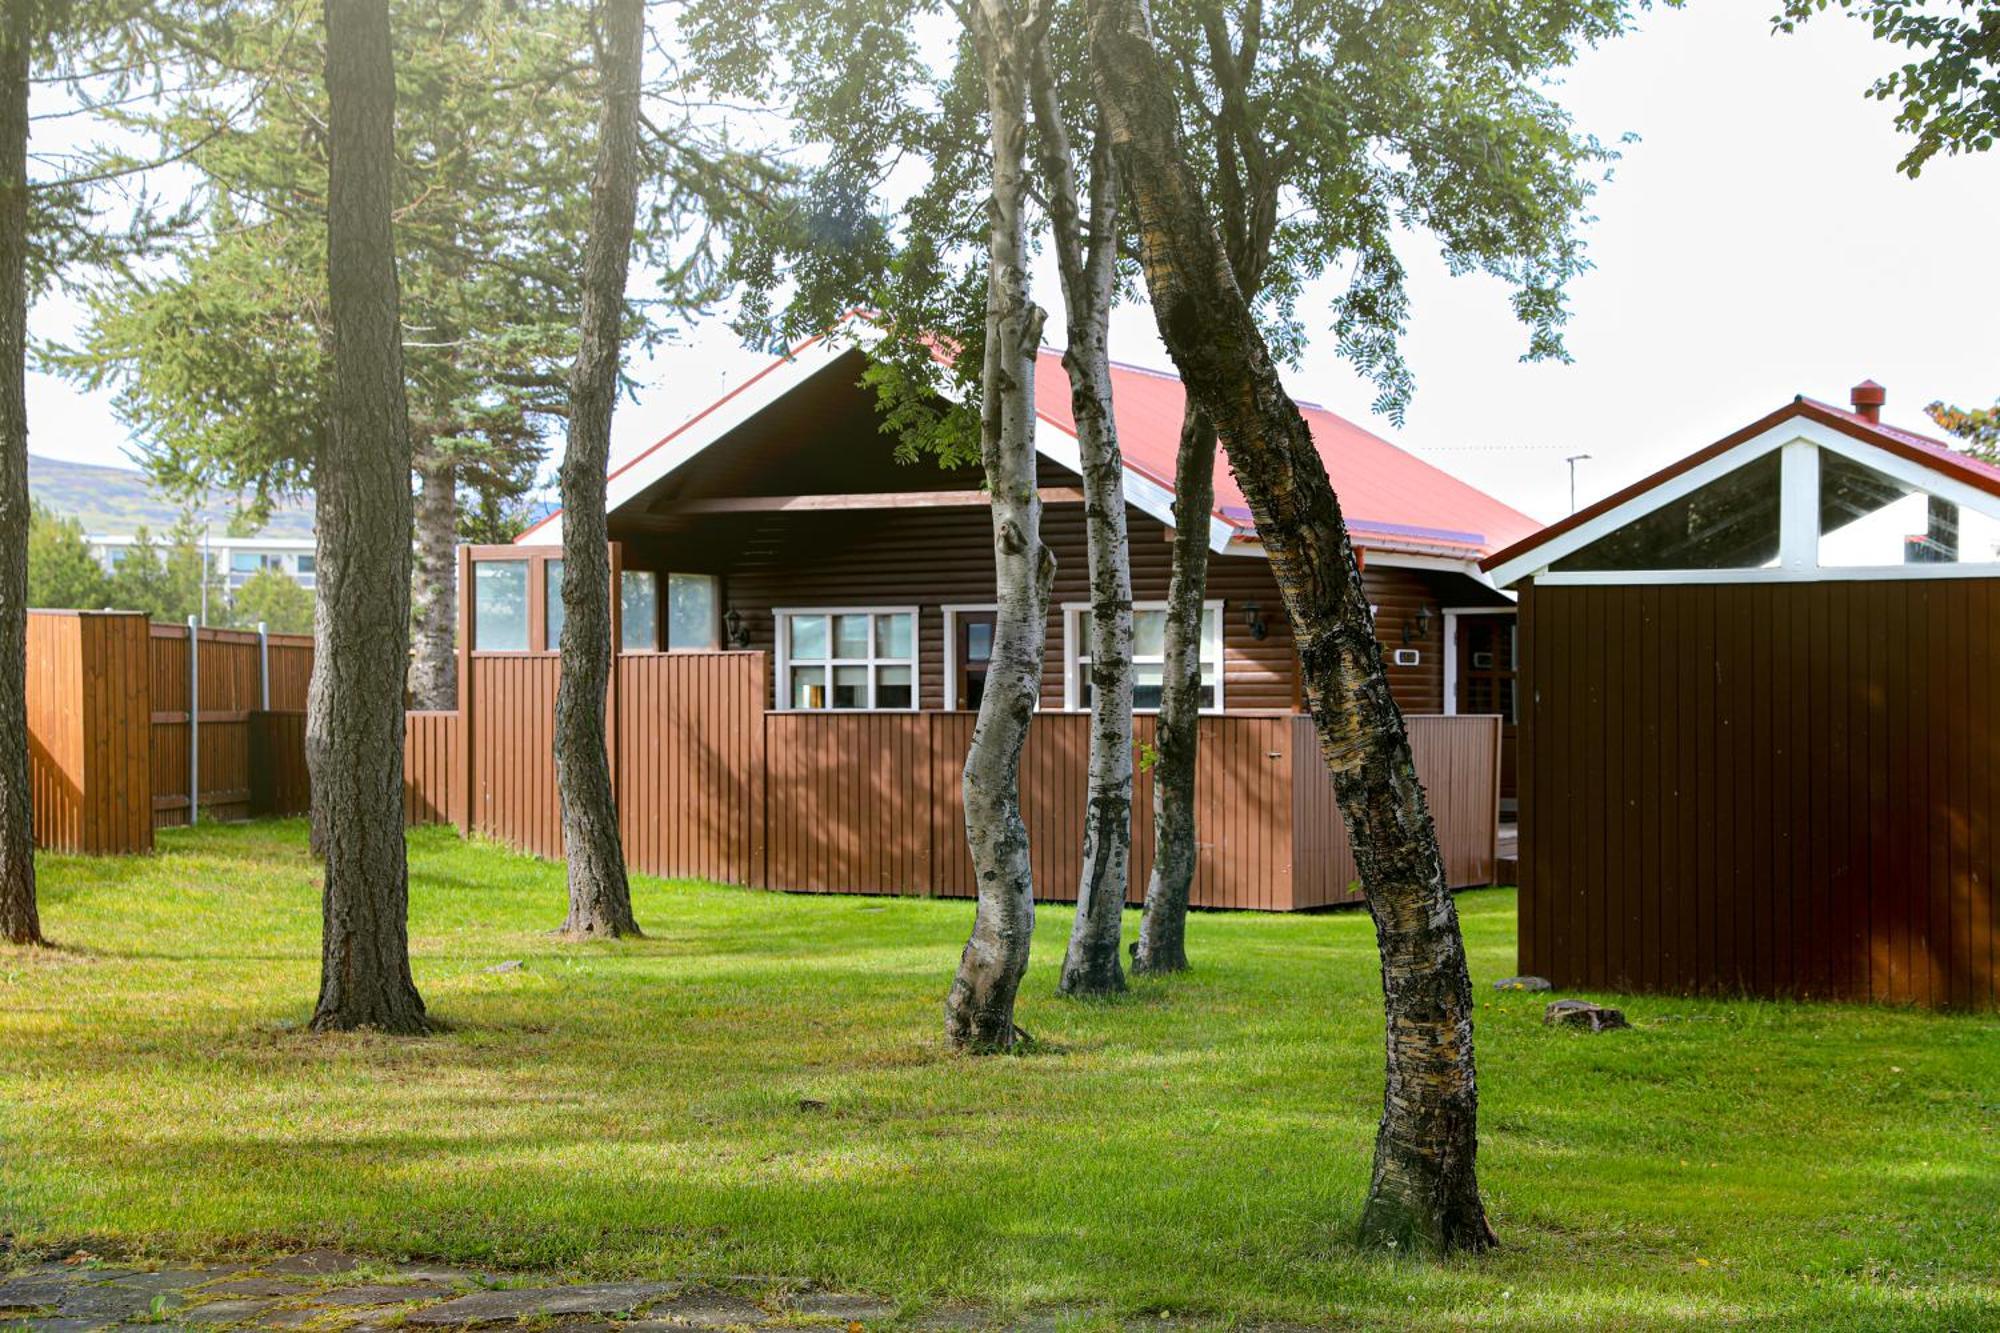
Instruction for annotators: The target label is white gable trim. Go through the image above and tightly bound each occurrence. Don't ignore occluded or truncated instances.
[1493,415,2000,587]
[520,321,1246,553]
[519,334,863,547]
[1484,420,1796,586]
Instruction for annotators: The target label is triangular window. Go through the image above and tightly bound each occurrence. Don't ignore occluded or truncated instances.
[1552,450,1782,572]
[1819,449,2000,567]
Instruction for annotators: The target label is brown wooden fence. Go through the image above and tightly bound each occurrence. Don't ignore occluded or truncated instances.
[404,711,462,827]
[148,620,315,829]
[25,613,1499,910]
[25,612,152,855]
[435,649,1500,910]
[25,610,315,853]
[1519,579,2000,1010]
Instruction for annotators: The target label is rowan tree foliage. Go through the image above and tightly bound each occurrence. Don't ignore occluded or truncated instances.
[1929,399,2000,463]
[1777,0,2000,176]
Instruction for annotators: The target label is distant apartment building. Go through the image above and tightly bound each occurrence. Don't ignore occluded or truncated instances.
[86,533,318,590]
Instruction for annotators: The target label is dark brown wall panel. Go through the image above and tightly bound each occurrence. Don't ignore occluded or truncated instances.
[1520,578,2000,1009]
[621,503,1454,718]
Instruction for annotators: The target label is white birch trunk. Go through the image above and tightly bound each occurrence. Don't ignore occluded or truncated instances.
[1028,51,1133,998]
[944,0,1054,1051]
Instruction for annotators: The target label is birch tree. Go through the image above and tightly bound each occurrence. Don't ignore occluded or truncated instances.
[312,0,425,1033]
[1086,0,1636,1257]
[942,0,1057,1048]
[554,0,646,940]
[1133,0,1629,973]
[1028,25,1134,998]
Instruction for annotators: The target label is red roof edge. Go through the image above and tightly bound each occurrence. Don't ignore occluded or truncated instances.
[1480,397,2000,575]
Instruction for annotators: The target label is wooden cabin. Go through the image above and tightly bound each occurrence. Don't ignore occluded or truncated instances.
[1486,381,2000,1007]
[435,330,1534,908]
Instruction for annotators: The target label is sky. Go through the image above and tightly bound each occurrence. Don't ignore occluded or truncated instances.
[22,2,2000,529]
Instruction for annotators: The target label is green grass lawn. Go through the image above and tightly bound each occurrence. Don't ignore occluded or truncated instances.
[3,821,1996,1330]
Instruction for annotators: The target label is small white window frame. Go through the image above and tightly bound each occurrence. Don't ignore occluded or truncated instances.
[1061,600,1225,714]
[773,606,921,712]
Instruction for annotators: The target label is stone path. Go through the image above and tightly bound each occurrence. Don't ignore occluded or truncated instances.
[0,1250,920,1333]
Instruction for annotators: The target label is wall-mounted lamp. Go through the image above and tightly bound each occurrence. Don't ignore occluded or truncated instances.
[1243,602,1268,641]
[1402,604,1433,645]
[723,606,750,650]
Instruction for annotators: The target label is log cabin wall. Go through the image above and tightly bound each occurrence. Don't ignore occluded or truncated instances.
[616,500,1459,718]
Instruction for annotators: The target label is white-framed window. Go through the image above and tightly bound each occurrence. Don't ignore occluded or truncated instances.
[775,607,918,711]
[1062,600,1224,713]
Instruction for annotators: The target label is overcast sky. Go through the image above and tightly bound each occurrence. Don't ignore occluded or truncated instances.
[23,2,2000,527]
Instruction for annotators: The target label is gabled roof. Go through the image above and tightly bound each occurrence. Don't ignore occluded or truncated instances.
[521,323,1541,562]
[1032,353,1540,559]
[1481,395,2000,584]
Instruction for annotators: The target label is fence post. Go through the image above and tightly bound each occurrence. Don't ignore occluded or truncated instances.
[187,614,200,825]
[258,621,269,711]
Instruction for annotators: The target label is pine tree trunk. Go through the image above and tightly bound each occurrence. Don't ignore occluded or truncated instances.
[1131,403,1213,975]
[944,0,1053,1051]
[311,0,425,1033]
[408,450,458,711]
[0,6,42,948]
[1028,58,1131,999]
[1087,0,1494,1256]
[554,0,642,940]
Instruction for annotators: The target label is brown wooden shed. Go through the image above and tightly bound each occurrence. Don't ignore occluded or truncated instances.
[1485,383,2000,1009]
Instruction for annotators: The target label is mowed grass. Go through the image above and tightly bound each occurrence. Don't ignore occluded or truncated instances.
[2,821,1996,1330]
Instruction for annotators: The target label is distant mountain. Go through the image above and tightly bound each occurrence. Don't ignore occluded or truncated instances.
[27,455,315,539]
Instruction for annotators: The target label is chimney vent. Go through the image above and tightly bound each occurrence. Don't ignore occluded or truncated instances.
[1851,379,1886,423]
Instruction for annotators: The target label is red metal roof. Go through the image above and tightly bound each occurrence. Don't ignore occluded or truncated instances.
[1480,395,2000,575]
[524,320,1542,560]
[1032,351,1541,558]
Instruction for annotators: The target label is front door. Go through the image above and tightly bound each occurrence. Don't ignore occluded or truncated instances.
[956,611,997,711]
[1456,613,1518,808]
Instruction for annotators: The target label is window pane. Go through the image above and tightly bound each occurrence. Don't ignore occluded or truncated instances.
[1200,606,1222,662]
[667,573,718,650]
[621,571,658,651]
[1133,662,1164,711]
[790,665,826,709]
[833,614,870,659]
[545,559,566,649]
[965,619,993,662]
[231,551,261,572]
[295,554,315,574]
[1553,450,1783,571]
[473,561,529,651]
[876,612,913,660]
[1133,609,1166,657]
[1819,449,2000,566]
[789,614,827,660]
[832,664,869,709]
[876,664,913,709]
